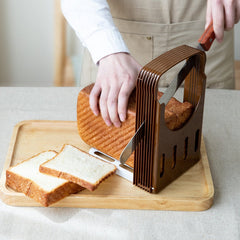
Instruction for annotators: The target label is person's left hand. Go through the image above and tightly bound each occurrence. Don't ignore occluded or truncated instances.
[206,0,240,42]
[89,52,141,128]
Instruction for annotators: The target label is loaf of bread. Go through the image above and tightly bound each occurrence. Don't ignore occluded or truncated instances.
[77,84,194,168]
[39,144,117,191]
[6,151,83,207]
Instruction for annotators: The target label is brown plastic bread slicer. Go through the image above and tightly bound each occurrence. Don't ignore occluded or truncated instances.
[131,45,206,193]
[120,22,215,193]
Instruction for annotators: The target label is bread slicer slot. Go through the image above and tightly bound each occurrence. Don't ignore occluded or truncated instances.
[88,148,133,182]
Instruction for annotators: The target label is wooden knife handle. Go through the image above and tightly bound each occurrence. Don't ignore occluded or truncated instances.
[198,21,215,51]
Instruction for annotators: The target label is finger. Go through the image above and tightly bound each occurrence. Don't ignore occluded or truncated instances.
[206,0,213,28]
[118,78,136,122]
[107,86,121,128]
[224,0,235,30]
[89,84,101,116]
[235,0,240,23]
[212,0,225,42]
[99,87,112,126]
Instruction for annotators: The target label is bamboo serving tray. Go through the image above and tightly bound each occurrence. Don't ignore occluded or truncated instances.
[0,120,214,211]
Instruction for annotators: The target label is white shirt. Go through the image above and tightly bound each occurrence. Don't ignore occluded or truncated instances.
[61,0,129,64]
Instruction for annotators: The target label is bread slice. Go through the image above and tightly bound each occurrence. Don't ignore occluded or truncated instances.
[6,151,83,207]
[40,144,117,191]
[77,84,194,168]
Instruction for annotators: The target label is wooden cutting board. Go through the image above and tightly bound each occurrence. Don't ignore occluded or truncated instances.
[0,120,214,210]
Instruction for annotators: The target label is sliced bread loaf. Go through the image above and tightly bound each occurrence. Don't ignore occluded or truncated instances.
[77,84,194,168]
[6,151,83,207]
[40,144,117,191]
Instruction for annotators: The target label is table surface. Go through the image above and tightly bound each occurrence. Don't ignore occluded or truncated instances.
[0,87,239,240]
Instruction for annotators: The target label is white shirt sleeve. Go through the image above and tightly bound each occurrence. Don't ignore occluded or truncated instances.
[61,0,129,64]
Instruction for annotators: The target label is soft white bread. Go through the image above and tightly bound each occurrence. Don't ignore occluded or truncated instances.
[40,144,117,191]
[6,151,83,207]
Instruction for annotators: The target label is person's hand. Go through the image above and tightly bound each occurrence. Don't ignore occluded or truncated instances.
[89,52,141,127]
[206,0,240,42]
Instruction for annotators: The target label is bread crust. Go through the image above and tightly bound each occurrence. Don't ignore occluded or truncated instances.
[6,150,84,207]
[40,144,117,192]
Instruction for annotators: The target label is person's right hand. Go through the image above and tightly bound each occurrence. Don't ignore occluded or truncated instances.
[89,52,141,128]
[206,0,240,42]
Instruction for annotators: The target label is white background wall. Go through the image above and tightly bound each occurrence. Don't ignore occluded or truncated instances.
[0,0,54,86]
[0,1,239,87]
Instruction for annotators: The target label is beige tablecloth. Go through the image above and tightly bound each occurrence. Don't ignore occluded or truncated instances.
[0,87,239,240]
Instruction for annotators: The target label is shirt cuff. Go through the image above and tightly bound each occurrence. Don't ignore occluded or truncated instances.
[76,28,129,64]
